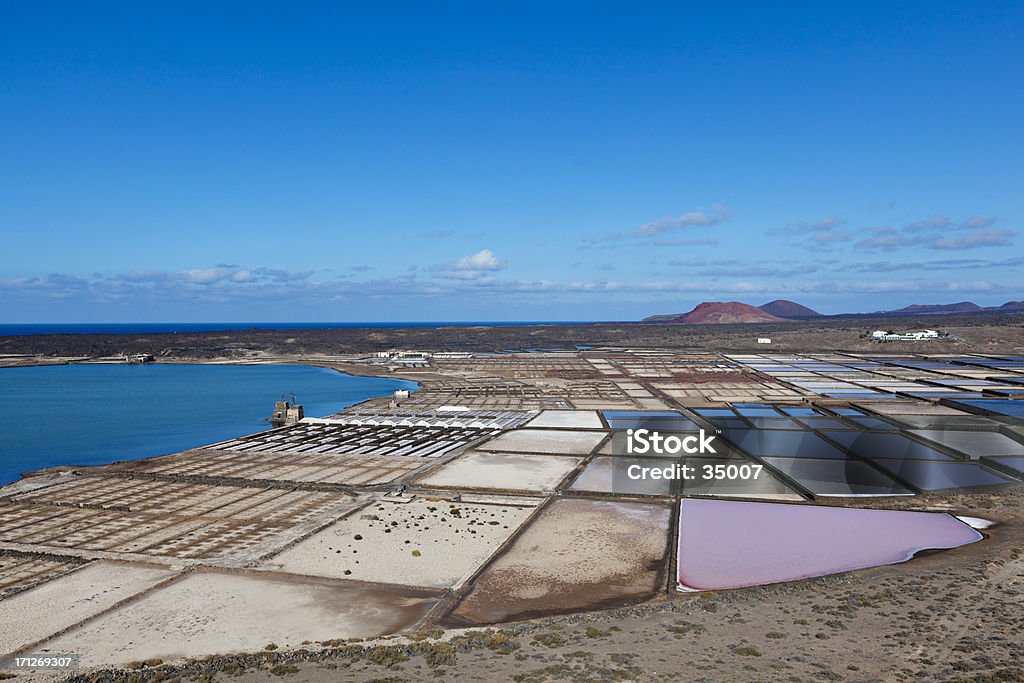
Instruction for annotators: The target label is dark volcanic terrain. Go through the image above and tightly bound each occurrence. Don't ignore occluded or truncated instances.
[3,313,1024,360]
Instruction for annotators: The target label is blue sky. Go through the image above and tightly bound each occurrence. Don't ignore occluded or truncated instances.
[1,2,1021,322]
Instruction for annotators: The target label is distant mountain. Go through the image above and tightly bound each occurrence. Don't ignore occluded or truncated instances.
[892,302,982,315]
[996,301,1024,311]
[642,298,1023,323]
[757,300,821,318]
[644,301,786,324]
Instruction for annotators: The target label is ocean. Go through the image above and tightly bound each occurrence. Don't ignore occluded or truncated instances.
[0,363,417,485]
[0,321,596,336]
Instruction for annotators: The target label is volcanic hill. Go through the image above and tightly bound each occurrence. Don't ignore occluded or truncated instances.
[757,299,821,318]
[645,301,787,324]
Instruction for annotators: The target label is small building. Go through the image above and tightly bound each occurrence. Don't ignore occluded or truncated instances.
[269,395,304,427]
[872,329,941,342]
[374,350,431,359]
[396,350,431,359]
[757,338,772,344]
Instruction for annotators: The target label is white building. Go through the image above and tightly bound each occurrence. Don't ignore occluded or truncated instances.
[872,329,940,342]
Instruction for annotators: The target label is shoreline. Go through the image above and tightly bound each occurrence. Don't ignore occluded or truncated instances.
[0,360,423,488]
[0,355,434,384]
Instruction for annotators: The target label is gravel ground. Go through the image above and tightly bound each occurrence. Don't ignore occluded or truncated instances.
[261,497,536,588]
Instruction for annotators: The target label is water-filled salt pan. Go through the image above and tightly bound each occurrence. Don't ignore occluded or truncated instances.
[676,498,982,591]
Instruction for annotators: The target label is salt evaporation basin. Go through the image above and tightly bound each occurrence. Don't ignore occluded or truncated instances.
[677,498,982,591]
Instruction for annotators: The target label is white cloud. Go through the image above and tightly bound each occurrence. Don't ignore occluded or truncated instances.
[903,215,952,232]
[904,215,997,232]
[453,249,505,272]
[931,229,1014,250]
[811,229,851,244]
[636,204,732,236]
[811,217,843,230]
[856,226,1014,251]
[770,217,852,248]
[1,253,1017,317]
[589,204,731,244]
[431,249,507,280]
[178,267,237,284]
[854,228,915,251]
[961,216,996,229]
[784,213,1010,252]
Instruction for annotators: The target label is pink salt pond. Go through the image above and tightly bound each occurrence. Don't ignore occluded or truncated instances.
[677,498,982,592]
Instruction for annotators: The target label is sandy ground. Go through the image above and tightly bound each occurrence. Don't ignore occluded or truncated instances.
[0,562,175,655]
[261,497,536,588]
[477,429,607,455]
[446,498,671,625]
[525,411,605,429]
[415,451,583,492]
[40,570,443,667]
